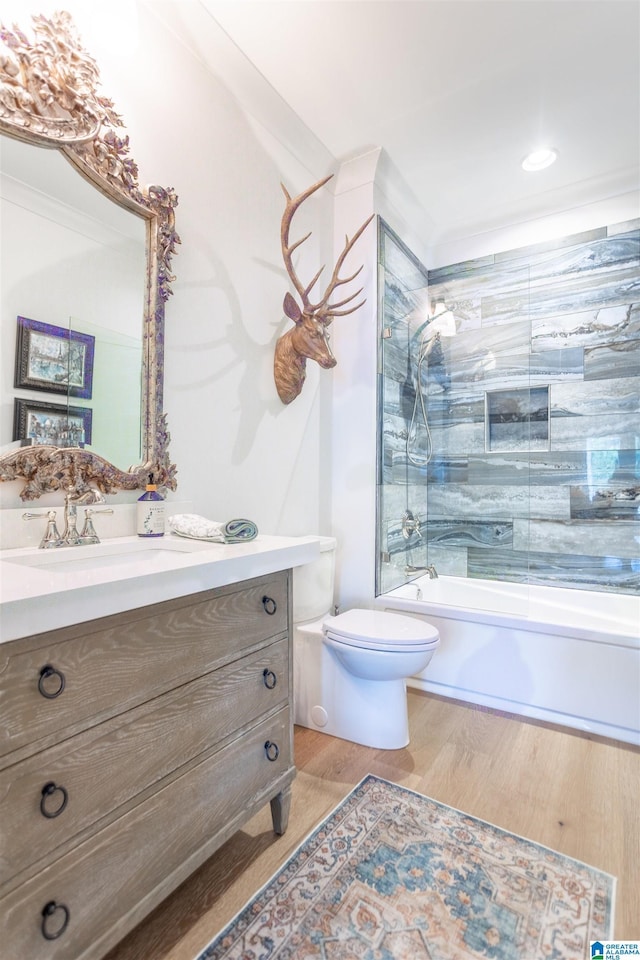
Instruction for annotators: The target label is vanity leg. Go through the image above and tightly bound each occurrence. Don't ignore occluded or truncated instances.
[270,786,291,835]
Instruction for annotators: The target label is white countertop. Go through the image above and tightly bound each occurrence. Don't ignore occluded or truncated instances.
[0,534,320,643]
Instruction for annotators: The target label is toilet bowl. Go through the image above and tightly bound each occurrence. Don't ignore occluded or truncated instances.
[293,538,440,750]
[324,609,439,679]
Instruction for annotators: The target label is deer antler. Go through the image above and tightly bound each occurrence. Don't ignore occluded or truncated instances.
[274,174,373,405]
[280,174,374,323]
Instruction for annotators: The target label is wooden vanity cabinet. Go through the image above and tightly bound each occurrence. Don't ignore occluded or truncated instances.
[0,570,295,959]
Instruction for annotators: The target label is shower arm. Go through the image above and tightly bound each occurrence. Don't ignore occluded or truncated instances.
[412,301,456,345]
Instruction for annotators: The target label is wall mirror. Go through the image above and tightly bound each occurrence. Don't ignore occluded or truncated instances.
[0,10,179,501]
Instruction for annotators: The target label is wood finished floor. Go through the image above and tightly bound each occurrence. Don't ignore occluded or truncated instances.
[105,690,640,960]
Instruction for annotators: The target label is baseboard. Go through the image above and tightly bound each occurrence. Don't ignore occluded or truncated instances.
[407,677,640,747]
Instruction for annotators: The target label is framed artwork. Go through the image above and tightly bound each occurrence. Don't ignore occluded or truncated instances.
[13,398,93,447]
[14,316,95,398]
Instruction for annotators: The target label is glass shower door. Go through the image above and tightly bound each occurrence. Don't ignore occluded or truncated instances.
[376,219,431,597]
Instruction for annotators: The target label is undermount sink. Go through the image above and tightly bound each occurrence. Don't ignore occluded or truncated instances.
[3,536,217,573]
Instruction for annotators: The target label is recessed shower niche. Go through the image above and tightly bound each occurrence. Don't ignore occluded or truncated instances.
[485,387,550,452]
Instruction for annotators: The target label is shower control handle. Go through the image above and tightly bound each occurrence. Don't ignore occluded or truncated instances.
[401,509,422,540]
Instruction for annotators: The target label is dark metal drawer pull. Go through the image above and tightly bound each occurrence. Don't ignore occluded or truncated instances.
[264,740,280,761]
[38,665,66,699]
[262,596,277,615]
[40,782,69,819]
[41,901,70,940]
[262,668,277,689]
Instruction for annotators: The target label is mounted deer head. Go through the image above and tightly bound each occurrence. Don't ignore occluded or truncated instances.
[274,174,374,404]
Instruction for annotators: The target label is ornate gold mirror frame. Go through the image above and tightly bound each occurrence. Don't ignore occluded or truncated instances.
[0,10,179,500]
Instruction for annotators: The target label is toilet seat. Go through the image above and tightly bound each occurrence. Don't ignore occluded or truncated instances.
[323,608,439,653]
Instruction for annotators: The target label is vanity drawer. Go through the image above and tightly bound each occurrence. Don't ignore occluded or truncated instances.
[0,637,289,887]
[0,571,289,761]
[0,707,293,960]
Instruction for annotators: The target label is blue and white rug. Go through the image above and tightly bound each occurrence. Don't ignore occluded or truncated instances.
[195,774,615,959]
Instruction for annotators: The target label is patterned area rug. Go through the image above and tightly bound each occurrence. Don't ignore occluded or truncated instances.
[196,775,615,960]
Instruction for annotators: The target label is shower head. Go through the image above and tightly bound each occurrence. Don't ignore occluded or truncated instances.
[430,301,456,337]
[412,300,457,343]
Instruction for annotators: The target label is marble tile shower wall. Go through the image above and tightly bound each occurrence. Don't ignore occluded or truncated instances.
[378,219,640,596]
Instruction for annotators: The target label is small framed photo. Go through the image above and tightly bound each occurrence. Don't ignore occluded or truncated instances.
[14,316,95,399]
[13,398,93,447]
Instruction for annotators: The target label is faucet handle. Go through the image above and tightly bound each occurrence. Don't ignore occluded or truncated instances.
[23,510,62,549]
[83,508,114,520]
[80,508,114,544]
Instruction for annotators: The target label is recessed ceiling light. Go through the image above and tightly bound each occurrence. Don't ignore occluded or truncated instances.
[521,147,558,172]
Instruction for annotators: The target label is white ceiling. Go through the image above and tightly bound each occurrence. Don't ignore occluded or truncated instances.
[171,1,640,250]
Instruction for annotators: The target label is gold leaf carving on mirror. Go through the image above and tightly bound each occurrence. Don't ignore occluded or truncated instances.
[0,10,179,500]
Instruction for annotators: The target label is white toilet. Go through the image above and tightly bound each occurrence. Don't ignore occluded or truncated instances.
[293,537,440,749]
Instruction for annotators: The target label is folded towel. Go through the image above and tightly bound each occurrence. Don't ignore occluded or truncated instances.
[220,518,259,543]
[168,513,258,544]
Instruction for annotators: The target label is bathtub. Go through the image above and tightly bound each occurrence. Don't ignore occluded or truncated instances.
[376,576,640,745]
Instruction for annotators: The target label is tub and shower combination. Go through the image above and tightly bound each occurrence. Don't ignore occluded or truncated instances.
[375,218,640,746]
[376,575,639,745]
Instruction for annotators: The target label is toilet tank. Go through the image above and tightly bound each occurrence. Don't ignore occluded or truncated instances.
[293,536,336,622]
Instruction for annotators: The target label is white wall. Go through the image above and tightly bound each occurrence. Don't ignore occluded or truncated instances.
[140,3,340,538]
[329,153,378,611]
[0,2,335,542]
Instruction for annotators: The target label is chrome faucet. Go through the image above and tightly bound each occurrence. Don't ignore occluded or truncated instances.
[62,488,116,546]
[62,489,103,545]
[405,563,438,579]
[62,492,83,545]
[23,489,112,548]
